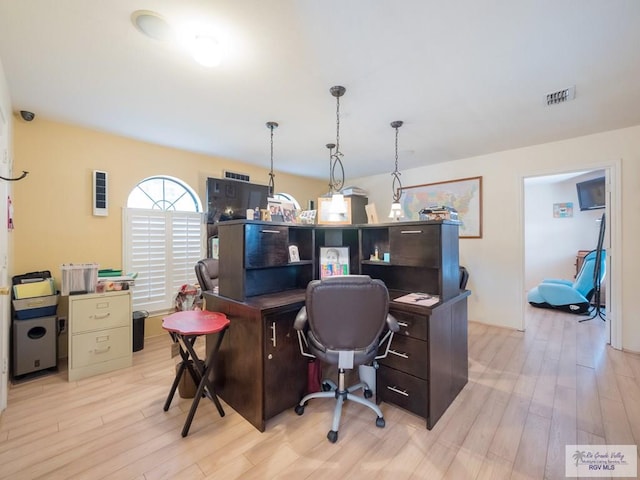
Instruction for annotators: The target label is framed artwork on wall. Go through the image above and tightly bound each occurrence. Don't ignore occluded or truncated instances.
[400,176,482,238]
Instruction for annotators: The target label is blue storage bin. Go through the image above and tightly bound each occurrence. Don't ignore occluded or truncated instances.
[13,294,59,320]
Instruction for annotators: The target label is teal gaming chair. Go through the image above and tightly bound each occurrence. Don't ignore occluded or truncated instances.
[527,249,605,314]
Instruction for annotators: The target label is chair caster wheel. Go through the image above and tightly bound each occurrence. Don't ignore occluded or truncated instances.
[322,381,333,392]
[376,416,385,428]
[364,389,373,399]
[294,404,305,416]
[327,430,338,443]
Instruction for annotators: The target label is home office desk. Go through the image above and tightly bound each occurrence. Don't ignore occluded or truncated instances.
[204,219,469,432]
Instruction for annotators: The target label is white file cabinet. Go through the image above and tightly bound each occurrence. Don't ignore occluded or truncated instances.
[61,291,132,381]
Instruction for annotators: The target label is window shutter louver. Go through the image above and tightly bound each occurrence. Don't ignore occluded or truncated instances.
[123,209,203,313]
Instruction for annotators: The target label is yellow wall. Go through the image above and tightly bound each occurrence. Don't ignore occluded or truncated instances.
[11,118,327,290]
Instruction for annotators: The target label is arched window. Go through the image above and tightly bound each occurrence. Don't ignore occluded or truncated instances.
[123,176,203,312]
[127,175,202,211]
[273,192,301,210]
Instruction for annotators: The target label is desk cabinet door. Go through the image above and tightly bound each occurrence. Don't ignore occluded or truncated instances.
[263,310,307,420]
[389,226,440,267]
[245,225,289,268]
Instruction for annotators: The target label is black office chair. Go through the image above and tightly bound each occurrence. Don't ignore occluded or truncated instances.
[194,258,219,293]
[294,275,399,443]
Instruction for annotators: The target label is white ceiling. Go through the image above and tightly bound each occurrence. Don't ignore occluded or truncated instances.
[1,1,639,181]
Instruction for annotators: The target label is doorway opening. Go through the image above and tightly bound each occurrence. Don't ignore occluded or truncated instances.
[522,163,620,349]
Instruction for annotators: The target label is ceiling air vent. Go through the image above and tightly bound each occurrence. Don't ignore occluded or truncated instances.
[546,86,576,106]
[224,170,250,182]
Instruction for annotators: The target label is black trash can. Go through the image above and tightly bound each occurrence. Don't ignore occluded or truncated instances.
[132,310,148,352]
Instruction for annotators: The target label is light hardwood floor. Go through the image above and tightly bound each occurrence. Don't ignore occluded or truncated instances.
[1,307,639,480]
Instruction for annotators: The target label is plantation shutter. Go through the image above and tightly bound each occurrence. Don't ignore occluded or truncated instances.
[123,209,203,312]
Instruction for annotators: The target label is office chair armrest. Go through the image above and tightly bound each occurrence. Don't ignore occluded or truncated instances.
[294,306,315,359]
[294,306,308,330]
[386,312,400,333]
[375,313,399,360]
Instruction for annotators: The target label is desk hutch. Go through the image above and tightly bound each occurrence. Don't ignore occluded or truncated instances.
[204,219,469,432]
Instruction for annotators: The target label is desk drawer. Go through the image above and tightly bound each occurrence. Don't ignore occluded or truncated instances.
[71,326,130,368]
[389,310,428,341]
[71,294,130,333]
[377,365,428,419]
[380,334,428,379]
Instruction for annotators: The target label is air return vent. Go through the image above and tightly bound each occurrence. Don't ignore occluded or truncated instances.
[224,170,250,182]
[546,86,575,106]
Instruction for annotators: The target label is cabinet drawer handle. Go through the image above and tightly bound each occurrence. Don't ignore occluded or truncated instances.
[389,349,409,359]
[261,229,281,234]
[94,346,111,354]
[94,313,111,320]
[400,230,423,234]
[397,321,409,328]
[270,322,277,347]
[387,385,409,397]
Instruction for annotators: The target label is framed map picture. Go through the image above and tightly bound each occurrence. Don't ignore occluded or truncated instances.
[400,176,482,238]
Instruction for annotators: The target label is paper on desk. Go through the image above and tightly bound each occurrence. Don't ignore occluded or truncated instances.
[393,292,440,307]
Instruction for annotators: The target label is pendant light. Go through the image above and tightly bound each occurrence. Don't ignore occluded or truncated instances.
[328,86,347,214]
[388,120,404,221]
[266,121,278,197]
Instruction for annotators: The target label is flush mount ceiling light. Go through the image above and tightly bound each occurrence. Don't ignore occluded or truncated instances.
[131,10,174,42]
[132,11,224,67]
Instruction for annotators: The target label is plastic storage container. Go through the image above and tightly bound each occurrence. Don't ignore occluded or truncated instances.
[13,294,59,320]
[61,264,99,296]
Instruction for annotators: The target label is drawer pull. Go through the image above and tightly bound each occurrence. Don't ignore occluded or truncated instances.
[94,346,111,354]
[387,385,409,397]
[400,230,423,235]
[261,229,281,234]
[397,321,409,328]
[389,349,409,359]
[94,313,111,320]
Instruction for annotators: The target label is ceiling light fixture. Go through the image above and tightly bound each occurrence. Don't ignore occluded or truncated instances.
[328,86,347,214]
[131,11,174,42]
[388,120,404,221]
[266,121,279,197]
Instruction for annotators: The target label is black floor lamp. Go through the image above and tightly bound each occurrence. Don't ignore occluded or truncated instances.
[580,213,606,322]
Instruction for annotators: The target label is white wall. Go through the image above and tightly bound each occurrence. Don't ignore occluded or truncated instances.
[351,126,640,353]
[524,170,605,290]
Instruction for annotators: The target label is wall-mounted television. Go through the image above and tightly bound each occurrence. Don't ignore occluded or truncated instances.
[576,176,605,211]
[206,178,269,223]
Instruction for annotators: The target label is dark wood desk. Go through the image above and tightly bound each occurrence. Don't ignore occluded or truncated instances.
[205,288,469,432]
[205,219,469,432]
[204,290,307,432]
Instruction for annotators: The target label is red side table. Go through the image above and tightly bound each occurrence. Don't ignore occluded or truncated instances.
[162,310,230,437]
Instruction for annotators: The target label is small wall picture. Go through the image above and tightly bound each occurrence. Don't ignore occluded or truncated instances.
[320,246,349,279]
[288,245,300,263]
[553,202,573,218]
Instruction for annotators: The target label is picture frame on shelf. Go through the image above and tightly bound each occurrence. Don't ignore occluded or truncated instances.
[319,246,349,278]
[288,245,300,263]
[317,196,352,225]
